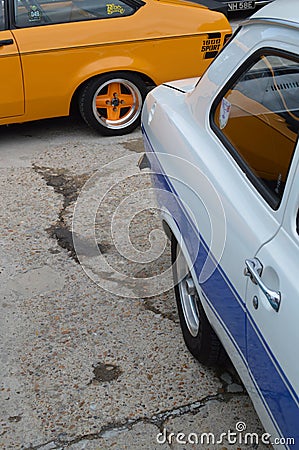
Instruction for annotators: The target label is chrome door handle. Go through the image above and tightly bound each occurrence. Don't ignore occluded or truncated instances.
[244,258,281,312]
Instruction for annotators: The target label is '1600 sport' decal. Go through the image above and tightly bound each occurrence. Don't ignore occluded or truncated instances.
[201,32,221,59]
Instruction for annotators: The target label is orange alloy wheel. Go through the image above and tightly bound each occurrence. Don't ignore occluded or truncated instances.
[93,78,142,129]
[79,73,147,136]
[95,80,139,123]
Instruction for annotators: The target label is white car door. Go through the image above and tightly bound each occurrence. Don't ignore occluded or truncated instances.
[245,158,299,447]
[208,49,299,444]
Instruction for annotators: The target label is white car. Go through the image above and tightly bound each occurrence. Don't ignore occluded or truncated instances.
[141,0,299,447]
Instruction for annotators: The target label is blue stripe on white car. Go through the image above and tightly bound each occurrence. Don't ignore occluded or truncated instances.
[143,127,299,447]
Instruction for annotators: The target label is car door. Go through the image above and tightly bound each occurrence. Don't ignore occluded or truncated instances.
[10,0,138,121]
[209,49,299,443]
[245,157,299,446]
[0,1,24,118]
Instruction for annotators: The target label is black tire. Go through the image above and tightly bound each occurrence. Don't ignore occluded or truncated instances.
[79,72,148,136]
[172,235,227,366]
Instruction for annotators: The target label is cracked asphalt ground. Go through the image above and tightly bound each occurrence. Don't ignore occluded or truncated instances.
[0,117,270,450]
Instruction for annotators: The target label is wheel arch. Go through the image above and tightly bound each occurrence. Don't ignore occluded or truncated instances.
[161,207,214,326]
[70,70,156,115]
[160,208,194,275]
[170,213,228,366]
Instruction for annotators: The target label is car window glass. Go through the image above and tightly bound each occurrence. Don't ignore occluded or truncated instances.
[0,1,5,30]
[14,0,135,27]
[212,52,299,209]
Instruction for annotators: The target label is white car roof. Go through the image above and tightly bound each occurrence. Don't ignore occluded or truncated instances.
[251,0,299,26]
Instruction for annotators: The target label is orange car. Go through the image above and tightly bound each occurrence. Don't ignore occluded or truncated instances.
[0,0,231,135]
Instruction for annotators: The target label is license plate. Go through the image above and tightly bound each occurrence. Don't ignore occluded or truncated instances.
[227,1,255,11]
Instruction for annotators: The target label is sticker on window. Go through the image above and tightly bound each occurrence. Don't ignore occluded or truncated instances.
[106,3,125,14]
[219,97,231,129]
[28,5,42,22]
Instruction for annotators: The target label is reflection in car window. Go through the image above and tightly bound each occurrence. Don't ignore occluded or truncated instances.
[0,0,5,30]
[212,52,299,209]
[14,0,136,27]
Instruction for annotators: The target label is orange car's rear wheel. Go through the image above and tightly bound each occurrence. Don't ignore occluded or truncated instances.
[79,72,148,136]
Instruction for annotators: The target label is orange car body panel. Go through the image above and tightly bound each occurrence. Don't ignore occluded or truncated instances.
[0,0,231,124]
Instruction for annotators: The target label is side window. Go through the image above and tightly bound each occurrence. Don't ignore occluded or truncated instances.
[212,52,299,209]
[0,1,5,30]
[14,0,136,27]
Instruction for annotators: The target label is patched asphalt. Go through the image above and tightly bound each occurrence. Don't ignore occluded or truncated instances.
[0,117,269,449]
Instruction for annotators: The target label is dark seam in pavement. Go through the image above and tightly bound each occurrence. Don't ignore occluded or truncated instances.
[23,392,247,449]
